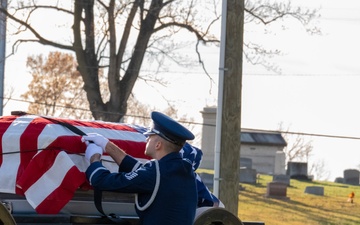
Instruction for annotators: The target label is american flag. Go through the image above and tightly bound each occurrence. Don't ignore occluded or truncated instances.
[0,114,152,214]
[0,114,209,214]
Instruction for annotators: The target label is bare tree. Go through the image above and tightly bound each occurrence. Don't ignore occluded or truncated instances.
[309,159,331,181]
[0,1,319,122]
[278,122,313,163]
[123,98,192,128]
[21,52,93,119]
[243,0,320,72]
[22,52,163,122]
[278,123,333,181]
[123,94,154,125]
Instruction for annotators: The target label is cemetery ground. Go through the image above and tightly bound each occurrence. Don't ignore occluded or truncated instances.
[237,174,360,224]
[198,169,360,225]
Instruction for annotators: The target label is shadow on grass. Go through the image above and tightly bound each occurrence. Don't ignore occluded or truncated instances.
[239,188,360,224]
[293,179,354,189]
[240,182,266,188]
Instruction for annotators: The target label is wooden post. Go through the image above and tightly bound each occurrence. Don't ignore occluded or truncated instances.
[218,0,244,215]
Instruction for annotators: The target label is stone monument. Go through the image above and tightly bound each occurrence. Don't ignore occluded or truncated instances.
[304,186,324,196]
[265,181,289,199]
[343,169,360,185]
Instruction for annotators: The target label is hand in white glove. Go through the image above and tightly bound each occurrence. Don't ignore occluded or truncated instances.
[82,133,109,151]
[85,143,103,162]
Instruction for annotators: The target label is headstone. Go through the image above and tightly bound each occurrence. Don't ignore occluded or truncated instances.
[265,182,289,199]
[334,177,344,183]
[239,168,257,184]
[240,157,252,169]
[272,174,290,186]
[343,169,360,185]
[287,162,308,180]
[274,151,286,175]
[304,186,324,196]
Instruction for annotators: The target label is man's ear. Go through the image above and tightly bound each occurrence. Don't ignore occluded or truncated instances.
[155,140,162,149]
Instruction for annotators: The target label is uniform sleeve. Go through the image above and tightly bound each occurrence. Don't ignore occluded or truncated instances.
[118,155,143,173]
[85,160,156,193]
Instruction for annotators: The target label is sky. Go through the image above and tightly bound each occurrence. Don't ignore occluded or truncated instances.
[239,0,360,181]
[2,0,360,181]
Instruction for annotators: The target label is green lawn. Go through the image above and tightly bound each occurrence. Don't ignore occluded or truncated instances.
[237,174,360,225]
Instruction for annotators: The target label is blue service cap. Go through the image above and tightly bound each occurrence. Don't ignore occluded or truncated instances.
[144,111,195,146]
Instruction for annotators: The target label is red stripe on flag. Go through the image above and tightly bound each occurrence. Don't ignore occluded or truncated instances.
[17,150,61,193]
[35,166,85,214]
[47,136,87,154]
[16,117,48,195]
[17,149,86,214]
[112,139,148,159]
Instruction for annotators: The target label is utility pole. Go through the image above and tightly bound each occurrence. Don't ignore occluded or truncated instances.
[214,0,244,215]
[0,0,7,116]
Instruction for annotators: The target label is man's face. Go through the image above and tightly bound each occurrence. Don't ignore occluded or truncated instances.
[145,134,159,158]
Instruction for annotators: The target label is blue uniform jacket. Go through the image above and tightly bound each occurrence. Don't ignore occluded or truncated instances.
[86,152,197,225]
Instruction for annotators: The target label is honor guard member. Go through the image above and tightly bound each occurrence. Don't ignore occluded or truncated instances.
[84,111,197,225]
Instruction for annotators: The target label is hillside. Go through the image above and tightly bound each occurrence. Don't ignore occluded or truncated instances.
[237,174,360,225]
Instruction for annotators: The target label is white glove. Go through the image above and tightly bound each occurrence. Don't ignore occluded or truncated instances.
[82,133,109,151]
[85,143,103,162]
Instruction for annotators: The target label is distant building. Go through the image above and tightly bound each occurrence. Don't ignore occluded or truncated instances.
[200,107,287,175]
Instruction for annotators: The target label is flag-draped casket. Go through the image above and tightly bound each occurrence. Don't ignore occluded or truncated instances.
[0,114,211,214]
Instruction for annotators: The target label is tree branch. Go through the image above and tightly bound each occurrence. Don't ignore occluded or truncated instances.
[245,1,319,28]
[0,7,74,51]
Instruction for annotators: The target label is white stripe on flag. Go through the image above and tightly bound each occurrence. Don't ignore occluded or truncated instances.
[80,127,146,142]
[24,151,75,209]
[38,124,76,149]
[0,116,35,193]
[68,154,88,172]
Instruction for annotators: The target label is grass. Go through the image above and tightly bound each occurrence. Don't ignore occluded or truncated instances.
[236,174,360,225]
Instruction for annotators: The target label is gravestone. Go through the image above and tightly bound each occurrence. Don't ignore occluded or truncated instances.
[343,169,360,185]
[304,186,324,196]
[239,168,257,184]
[265,181,289,199]
[272,174,290,186]
[334,177,344,184]
[240,157,252,169]
[287,162,308,180]
[274,151,286,175]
